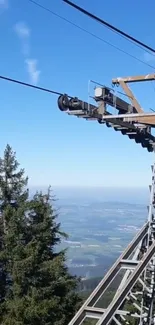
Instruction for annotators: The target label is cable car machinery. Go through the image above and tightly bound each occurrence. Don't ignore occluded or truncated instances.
[58,73,155,152]
[57,74,155,325]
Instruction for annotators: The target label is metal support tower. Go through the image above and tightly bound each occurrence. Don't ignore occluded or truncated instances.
[57,73,155,323]
[68,162,155,325]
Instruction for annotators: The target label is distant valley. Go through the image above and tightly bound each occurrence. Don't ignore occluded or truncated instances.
[55,194,147,278]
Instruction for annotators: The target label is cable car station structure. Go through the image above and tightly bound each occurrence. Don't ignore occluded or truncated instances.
[58,73,155,153]
[58,73,155,325]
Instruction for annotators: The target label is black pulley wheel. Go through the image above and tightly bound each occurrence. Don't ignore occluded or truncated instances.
[98,119,104,124]
[121,129,127,135]
[141,141,147,148]
[58,94,69,111]
[135,135,141,143]
[106,122,111,128]
[148,145,153,152]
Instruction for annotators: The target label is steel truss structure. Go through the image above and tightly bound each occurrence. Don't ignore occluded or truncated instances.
[57,73,155,324]
[66,163,155,325]
[58,73,155,152]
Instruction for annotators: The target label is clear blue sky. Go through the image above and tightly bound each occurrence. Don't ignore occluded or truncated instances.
[0,0,155,188]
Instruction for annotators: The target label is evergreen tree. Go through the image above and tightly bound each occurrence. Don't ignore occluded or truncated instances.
[0,145,28,323]
[0,145,81,325]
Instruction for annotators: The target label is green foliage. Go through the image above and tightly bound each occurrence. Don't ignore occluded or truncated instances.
[0,145,29,322]
[0,144,81,325]
[0,144,141,325]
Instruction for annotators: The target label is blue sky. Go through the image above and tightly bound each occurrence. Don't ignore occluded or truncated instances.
[0,0,155,188]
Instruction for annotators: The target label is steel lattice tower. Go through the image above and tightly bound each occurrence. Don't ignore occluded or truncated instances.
[57,73,155,325]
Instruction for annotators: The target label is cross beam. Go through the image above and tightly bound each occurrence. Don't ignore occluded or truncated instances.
[112,73,155,122]
[112,73,155,84]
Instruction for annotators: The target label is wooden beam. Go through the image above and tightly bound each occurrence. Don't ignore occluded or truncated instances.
[118,81,143,113]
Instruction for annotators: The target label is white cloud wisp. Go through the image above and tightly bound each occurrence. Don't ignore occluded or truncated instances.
[14,21,41,85]
[14,22,30,38]
[14,22,30,56]
[25,59,40,85]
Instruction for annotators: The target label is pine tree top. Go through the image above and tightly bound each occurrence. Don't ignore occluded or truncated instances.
[0,145,81,325]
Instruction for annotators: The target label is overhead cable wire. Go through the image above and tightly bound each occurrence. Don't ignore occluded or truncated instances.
[26,0,155,70]
[0,75,65,96]
[63,0,152,56]
[63,0,155,56]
